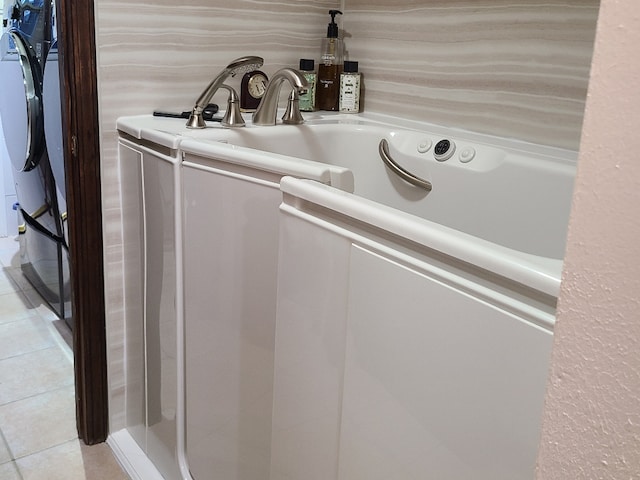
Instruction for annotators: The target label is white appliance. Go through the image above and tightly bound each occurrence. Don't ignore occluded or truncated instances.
[0,0,70,325]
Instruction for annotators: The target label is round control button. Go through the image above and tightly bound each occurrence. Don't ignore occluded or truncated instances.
[434,139,456,161]
[459,147,476,163]
[417,139,432,154]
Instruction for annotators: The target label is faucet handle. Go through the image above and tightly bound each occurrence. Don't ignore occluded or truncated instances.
[220,85,245,127]
[282,90,305,125]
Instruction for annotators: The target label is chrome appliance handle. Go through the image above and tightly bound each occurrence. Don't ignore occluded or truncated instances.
[379,139,432,192]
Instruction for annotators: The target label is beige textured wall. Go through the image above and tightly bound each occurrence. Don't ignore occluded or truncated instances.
[536,0,640,476]
[344,0,599,150]
[96,0,600,431]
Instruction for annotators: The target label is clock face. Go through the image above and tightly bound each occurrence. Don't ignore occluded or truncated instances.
[247,73,268,98]
[241,71,269,112]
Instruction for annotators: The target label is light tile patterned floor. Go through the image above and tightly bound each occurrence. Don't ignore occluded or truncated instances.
[0,236,128,479]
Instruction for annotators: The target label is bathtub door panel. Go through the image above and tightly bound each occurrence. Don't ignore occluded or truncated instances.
[337,244,553,480]
[142,153,180,480]
[270,210,353,480]
[183,159,280,480]
[119,140,181,479]
[119,141,146,449]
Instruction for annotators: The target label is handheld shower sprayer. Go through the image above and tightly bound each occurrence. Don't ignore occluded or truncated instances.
[186,56,264,129]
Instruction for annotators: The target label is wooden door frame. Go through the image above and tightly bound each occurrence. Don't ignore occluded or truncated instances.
[56,0,108,444]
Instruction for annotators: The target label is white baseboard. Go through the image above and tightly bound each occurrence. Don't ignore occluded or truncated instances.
[107,429,166,480]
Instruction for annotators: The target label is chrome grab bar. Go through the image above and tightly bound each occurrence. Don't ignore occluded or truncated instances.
[378,139,433,192]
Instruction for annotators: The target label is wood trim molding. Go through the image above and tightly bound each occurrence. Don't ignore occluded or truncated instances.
[56,0,108,444]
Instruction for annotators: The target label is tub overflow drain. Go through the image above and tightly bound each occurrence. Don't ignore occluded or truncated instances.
[434,139,456,161]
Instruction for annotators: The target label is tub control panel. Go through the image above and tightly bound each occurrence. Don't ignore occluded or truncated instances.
[384,129,505,174]
[416,137,477,165]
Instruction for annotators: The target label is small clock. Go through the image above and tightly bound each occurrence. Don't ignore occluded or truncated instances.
[240,70,269,112]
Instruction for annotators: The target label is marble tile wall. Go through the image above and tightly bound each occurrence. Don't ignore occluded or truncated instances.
[96,0,599,431]
[343,0,600,151]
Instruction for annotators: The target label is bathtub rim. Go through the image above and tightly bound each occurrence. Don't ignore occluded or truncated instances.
[279,175,563,300]
[116,111,579,167]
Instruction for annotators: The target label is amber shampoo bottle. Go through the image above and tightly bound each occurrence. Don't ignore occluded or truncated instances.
[317,10,343,111]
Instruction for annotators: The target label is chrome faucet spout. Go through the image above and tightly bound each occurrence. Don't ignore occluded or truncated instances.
[252,68,309,126]
[186,56,264,129]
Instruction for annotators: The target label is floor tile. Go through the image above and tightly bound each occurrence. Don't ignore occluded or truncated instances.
[4,265,33,292]
[0,290,39,325]
[0,347,74,405]
[15,439,129,480]
[0,237,21,269]
[0,269,18,296]
[0,432,12,463]
[0,386,78,458]
[0,316,56,360]
[0,461,21,479]
[0,236,127,478]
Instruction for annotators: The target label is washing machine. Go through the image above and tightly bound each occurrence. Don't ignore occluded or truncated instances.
[0,0,71,325]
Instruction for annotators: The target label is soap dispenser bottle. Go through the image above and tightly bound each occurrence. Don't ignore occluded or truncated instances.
[317,9,343,111]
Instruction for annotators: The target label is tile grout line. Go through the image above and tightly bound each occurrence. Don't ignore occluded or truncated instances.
[0,380,76,410]
[0,374,75,410]
[0,289,73,364]
[11,436,82,464]
[0,461,23,480]
[0,425,25,480]
[0,383,79,466]
[0,344,62,364]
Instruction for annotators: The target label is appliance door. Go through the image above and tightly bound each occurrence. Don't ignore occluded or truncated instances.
[0,28,57,235]
[0,30,45,173]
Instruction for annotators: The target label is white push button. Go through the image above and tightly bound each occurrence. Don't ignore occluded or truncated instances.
[459,147,476,163]
[417,139,432,154]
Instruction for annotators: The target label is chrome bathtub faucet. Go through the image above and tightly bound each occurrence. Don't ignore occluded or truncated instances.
[252,68,309,126]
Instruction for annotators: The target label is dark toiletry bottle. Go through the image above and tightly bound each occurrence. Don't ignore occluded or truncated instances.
[298,59,317,112]
[317,10,343,111]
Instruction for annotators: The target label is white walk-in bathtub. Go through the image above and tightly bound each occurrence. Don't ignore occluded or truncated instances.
[217,115,576,480]
[115,112,576,480]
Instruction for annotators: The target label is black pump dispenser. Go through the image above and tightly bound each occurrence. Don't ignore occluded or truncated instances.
[317,10,344,111]
[327,10,342,38]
